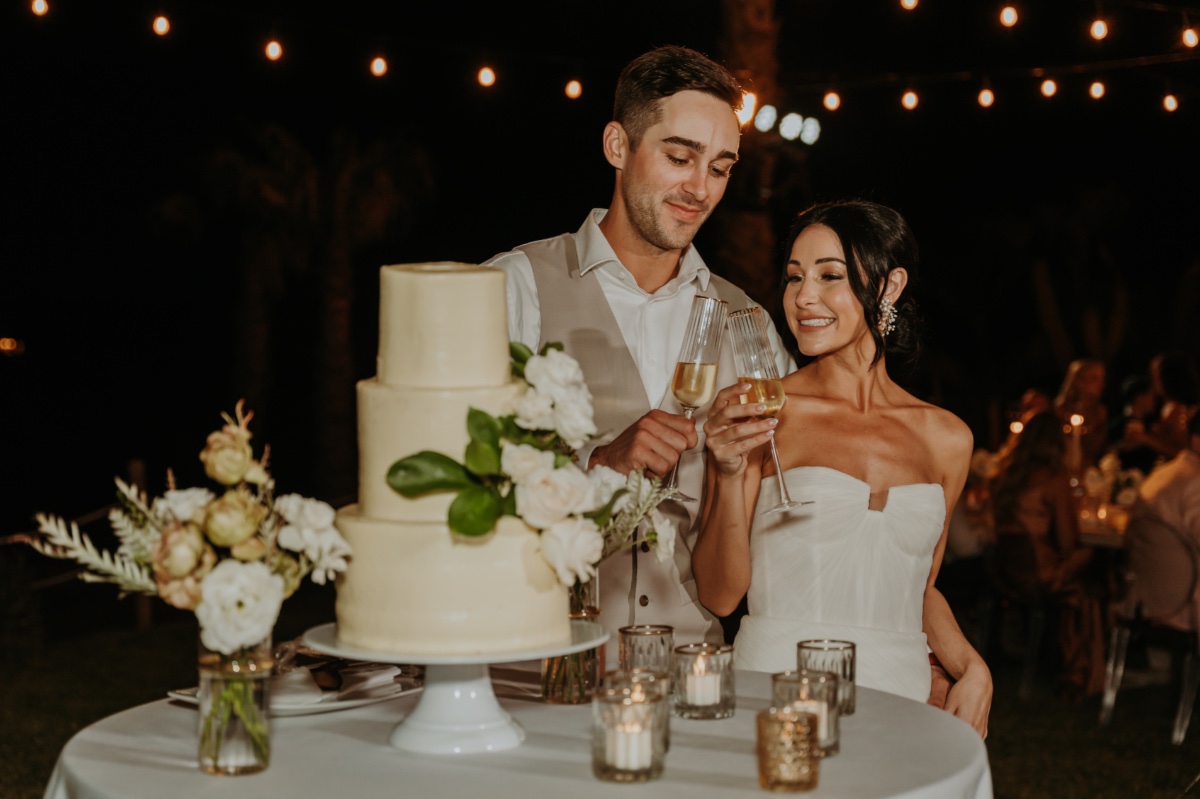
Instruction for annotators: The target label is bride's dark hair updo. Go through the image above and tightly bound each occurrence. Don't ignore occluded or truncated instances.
[779,199,924,369]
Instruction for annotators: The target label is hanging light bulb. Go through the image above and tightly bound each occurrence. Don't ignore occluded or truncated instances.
[152,15,170,35]
[1000,6,1018,27]
[265,40,283,61]
[1184,27,1199,48]
[1041,78,1057,97]
[823,91,841,111]
[900,0,918,9]
[1164,93,1179,112]
[31,0,48,15]
[565,80,582,99]
[901,90,918,110]
[1089,81,1105,99]
[371,57,388,77]
[978,88,995,107]
[478,66,496,87]
[1090,19,1108,40]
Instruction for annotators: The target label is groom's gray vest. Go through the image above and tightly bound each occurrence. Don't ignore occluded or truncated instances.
[518,233,752,654]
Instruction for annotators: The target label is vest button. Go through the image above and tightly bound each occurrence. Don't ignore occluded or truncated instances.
[639,595,649,607]
[640,541,650,553]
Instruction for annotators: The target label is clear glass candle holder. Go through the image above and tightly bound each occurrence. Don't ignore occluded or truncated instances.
[756,705,820,792]
[796,640,856,716]
[771,670,840,756]
[672,643,735,720]
[619,625,675,673]
[603,669,672,750]
[592,681,667,782]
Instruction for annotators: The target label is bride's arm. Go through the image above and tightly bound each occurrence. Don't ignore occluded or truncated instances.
[922,414,992,738]
[693,382,775,617]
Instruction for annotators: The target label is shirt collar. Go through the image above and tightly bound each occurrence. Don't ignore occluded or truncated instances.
[575,208,712,292]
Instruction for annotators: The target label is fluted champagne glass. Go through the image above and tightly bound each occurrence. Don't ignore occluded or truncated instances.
[664,296,727,502]
[727,306,801,513]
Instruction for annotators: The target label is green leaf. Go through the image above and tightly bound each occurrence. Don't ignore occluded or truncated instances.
[510,341,533,378]
[539,341,564,355]
[584,487,627,529]
[387,452,474,497]
[466,408,502,449]
[464,439,501,476]
[448,485,504,536]
[500,487,518,517]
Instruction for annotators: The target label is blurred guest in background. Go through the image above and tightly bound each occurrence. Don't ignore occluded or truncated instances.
[990,411,1104,700]
[1054,359,1109,468]
[1134,411,1200,552]
[1108,373,1161,474]
[1145,350,1200,460]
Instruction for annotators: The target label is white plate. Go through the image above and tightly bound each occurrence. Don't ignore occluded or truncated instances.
[167,683,422,717]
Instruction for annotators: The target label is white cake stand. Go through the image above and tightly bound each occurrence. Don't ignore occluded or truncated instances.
[303,620,607,755]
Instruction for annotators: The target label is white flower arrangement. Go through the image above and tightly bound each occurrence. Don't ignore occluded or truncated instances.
[1085,451,1145,507]
[26,402,352,655]
[387,342,675,588]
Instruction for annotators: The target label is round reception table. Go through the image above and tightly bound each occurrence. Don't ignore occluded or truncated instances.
[44,668,992,799]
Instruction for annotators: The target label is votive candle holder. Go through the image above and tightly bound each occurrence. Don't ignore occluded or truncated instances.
[672,643,734,720]
[619,625,675,673]
[770,669,840,756]
[756,705,820,792]
[797,639,856,716]
[592,679,667,782]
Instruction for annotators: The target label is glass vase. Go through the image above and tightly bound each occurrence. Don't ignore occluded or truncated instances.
[197,635,274,775]
[541,579,603,704]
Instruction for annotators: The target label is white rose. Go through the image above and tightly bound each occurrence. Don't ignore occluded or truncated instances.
[587,465,629,513]
[501,443,556,485]
[553,385,598,449]
[648,508,676,564]
[516,464,593,529]
[153,488,215,525]
[512,385,556,431]
[278,524,353,585]
[540,517,604,586]
[525,349,586,400]
[196,560,285,655]
[275,494,336,530]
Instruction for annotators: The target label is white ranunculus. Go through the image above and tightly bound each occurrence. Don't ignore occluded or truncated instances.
[512,384,556,431]
[525,349,586,400]
[153,488,215,525]
[275,494,336,530]
[516,464,593,529]
[587,465,629,513]
[540,517,604,586]
[196,560,285,654]
[501,443,556,485]
[553,385,598,449]
[278,524,353,585]
[648,508,676,564]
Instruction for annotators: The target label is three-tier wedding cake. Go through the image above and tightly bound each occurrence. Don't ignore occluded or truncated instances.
[334,263,570,656]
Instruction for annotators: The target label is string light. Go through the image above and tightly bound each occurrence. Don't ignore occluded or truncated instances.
[778,113,803,141]
[565,80,582,99]
[265,40,283,61]
[737,92,758,127]
[1000,6,1018,27]
[370,57,387,77]
[823,91,841,111]
[31,0,48,15]
[754,104,778,132]
[901,0,918,9]
[1184,27,1199,48]
[1089,80,1106,99]
[1164,93,1179,111]
[902,90,919,109]
[1041,78,1058,97]
[1010,420,1024,435]
[477,66,496,87]
[978,87,995,107]
[153,16,170,36]
[1090,19,1108,40]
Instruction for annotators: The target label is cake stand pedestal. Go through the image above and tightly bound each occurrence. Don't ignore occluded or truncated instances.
[303,620,607,755]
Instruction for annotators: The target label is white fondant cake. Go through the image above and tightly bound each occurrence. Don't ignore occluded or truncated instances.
[334,262,570,656]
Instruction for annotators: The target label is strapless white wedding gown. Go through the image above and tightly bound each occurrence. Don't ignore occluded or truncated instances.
[734,466,946,703]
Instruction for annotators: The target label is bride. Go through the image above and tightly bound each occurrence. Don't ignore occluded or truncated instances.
[693,200,991,737]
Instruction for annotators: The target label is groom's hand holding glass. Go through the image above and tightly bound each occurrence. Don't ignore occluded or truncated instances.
[588,411,699,478]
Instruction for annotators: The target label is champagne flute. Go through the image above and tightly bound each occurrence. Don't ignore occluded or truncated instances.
[664,295,728,501]
[727,306,802,514]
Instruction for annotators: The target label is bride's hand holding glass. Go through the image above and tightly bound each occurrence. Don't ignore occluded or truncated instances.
[702,382,780,478]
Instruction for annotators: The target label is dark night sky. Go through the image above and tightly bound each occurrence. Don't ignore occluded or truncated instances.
[2,0,1198,531]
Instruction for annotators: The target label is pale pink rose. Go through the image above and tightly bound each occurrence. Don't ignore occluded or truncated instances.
[230,536,267,561]
[199,424,254,485]
[152,522,216,610]
[203,489,267,548]
[516,464,592,529]
[540,517,604,586]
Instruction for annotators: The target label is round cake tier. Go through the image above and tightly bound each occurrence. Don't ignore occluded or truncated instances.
[334,506,571,656]
[377,263,511,389]
[356,378,521,522]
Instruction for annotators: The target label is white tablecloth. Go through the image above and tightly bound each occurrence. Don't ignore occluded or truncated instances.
[45,669,991,799]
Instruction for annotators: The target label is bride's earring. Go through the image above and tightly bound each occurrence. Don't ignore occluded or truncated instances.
[878,297,898,336]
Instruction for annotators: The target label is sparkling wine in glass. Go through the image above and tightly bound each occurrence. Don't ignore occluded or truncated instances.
[664,296,728,502]
[727,306,802,514]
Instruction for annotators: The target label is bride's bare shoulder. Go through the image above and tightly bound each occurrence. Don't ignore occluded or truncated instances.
[897,393,973,456]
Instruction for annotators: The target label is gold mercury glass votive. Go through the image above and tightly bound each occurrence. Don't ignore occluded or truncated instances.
[770,669,840,756]
[592,679,668,782]
[672,643,735,720]
[756,705,820,792]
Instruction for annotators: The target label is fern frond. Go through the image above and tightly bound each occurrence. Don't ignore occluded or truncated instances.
[31,513,157,595]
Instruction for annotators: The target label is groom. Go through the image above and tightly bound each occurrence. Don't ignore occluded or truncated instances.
[486,45,791,661]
